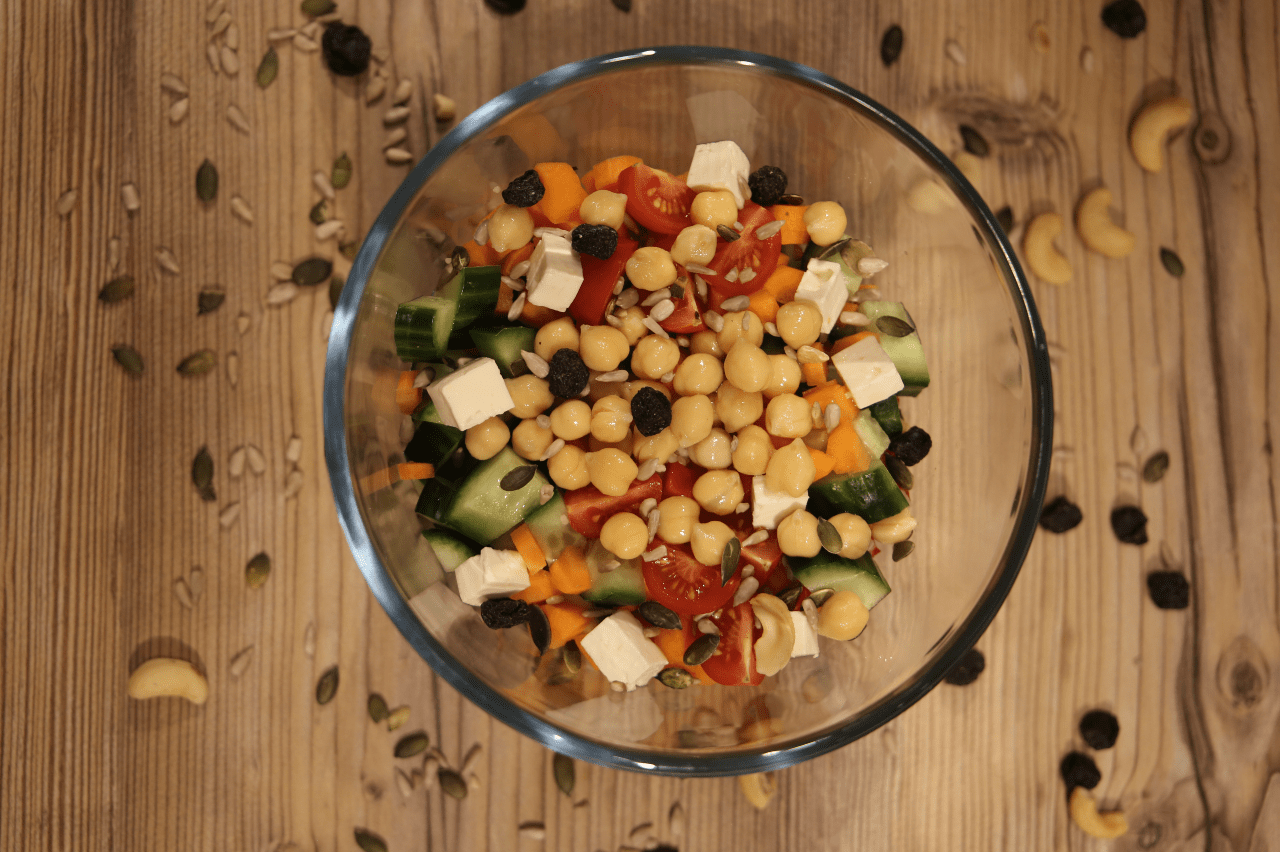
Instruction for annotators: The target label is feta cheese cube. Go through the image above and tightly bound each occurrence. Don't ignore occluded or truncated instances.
[453,547,531,606]
[685,140,752,208]
[578,610,668,691]
[426,357,515,430]
[832,335,904,408]
[525,233,584,311]
[790,611,820,658]
[795,259,850,334]
[752,477,809,530]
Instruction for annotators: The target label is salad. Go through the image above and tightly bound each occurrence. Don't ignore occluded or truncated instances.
[393,141,931,691]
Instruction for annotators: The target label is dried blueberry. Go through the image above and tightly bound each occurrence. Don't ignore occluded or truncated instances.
[1039,496,1083,533]
[320,22,372,77]
[1060,751,1101,791]
[502,169,545,207]
[630,386,672,437]
[943,647,985,685]
[887,425,931,466]
[880,24,904,67]
[1147,570,1190,609]
[479,597,532,629]
[571,223,618,260]
[547,348,590,399]
[1079,709,1120,750]
[748,166,788,208]
[1110,505,1149,545]
[1101,0,1146,38]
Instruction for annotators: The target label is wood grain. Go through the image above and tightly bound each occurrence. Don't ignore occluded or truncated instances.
[2,0,1277,849]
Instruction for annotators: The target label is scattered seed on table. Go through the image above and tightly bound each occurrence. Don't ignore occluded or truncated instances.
[1110,505,1149,545]
[438,768,468,799]
[1159,247,1185,277]
[205,43,221,74]
[552,752,574,795]
[385,147,413,165]
[944,38,967,65]
[99,276,136,304]
[292,257,333,286]
[218,502,241,528]
[1039,495,1083,533]
[229,445,246,477]
[177,349,216,377]
[1079,710,1120,749]
[244,444,266,475]
[1101,0,1146,38]
[270,261,295,281]
[245,552,271,589]
[219,45,239,76]
[197,288,225,315]
[353,829,387,853]
[55,189,78,217]
[365,74,387,104]
[225,351,239,387]
[880,24,904,66]
[204,0,225,24]
[367,693,389,723]
[196,159,218,202]
[433,93,456,121]
[943,647,985,685]
[285,435,302,463]
[173,578,194,609]
[382,127,407,150]
[210,8,231,35]
[1146,570,1190,609]
[226,103,250,133]
[394,731,430,758]
[225,22,239,49]
[313,170,336,200]
[266,283,298,306]
[315,666,339,703]
[392,78,413,105]
[108,236,121,270]
[331,152,352,189]
[160,72,188,95]
[192,446,216,501]
[1142,451,1170,483]
[382,106,410,125]
[301,0,337,14]
[959,124,990,158]
[293,33,318,52]
[994,205,1014,234]
[256,47,278,87]
[112,345,144,375]
[283,469,304,498]
[229,646,254,678]
[121,182,141,212]
[315,220,345,242]
[386,706,410,731]
[155,247,181,275]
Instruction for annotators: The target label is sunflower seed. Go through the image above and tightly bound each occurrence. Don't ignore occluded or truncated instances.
[394,731,429,759]
[192,446,216,501]
[721,537,741,586]
[650,299,675,322]
[880,24,904,65]
[173,578,194,609]
[1143,450,1170,483]
[796,345,829,364]
[642,316,669,337]
[637,601,682,630]
[203,0,226,24]
[731,575,759,606]
[245,552,271,588]
[255,47,278,87]
[507,292,526,321]
[244,444,266,475]
[858,257,889,278]
[301,0,336,14]
[54,188,78,217]
[229,646,254,678]
[218,502,241,528]
[219,45,240,75]
[944,38,968,65]
[304,622,316,657]
[315,220,345,241]
[224,350,239,386]
[817,517,843,554]
[292,257,333,286]
[283,469,304,499]
[266,283,299,306]
[876,316,915,337]
[641,544,667,562]
[808,588,835,607]
[433,93,456,121]
[120,182,141,213]
[155,246,180,275]
[230,195,255,224]
[284,435,302,464]
[392,78,413,105]
[893,540,915,561]
[226,103,250,133]
[438,768,468,799]
[754,219,784,240]
[594,369,628,383]
[720,295,750,312]
[394,769,414,798]
[205,42,221,74]
[98,276,135,304]
[519,823,546,841]
[312,170,335,200]
[383,106,410,125]
[552,753,574,795]
[353,830,387,853]
[365,74,387,104]
[383,127,407,149]
[385,706,410,731]
[499,465,536,491]
[521,350,550,378]
[331,152,352,190]
[292,33,318,52]
[225,21,239,48]
[210,9,231,35]
[385,147,414,164]
[684,633,720,666]
[177,350,216,376]
[1160,247,1185,277]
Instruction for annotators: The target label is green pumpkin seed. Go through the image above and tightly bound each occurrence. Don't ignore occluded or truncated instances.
[353,829,388,853]
[245,551,271,589]
[1142,450,1170,484]
[439,768,469,799]
[776,583,803,609]
[176,349,217,376]
[636,601,682,631]
[300,0,336,15]
[331,152,353,190]
[837,239,873,269]
[527,606,550,655]
[994,206,1014,234]
[885,454,913,490]
[255,47,278,88]
[99,276,136,304]
[876,316,915,337]
[315,666,339,704]
[1160,247,1185,277]
[657,667,694,689]
[196,159,218,203]
[716,224,740,242]
[808,588,835,607]
[552,753,574,796]
[340,240,360,261]
[292,257,333,286]
[499,465,536,491]
[959,124,990,158]
[683,633,719,666]
[816,518,843,554]
[367,692,389,723]
[192,446,215,502]
[777,193,804,205]
[394,731,429,758]
[112,345,144,375]
[562,641,581,674]
[893,540,915,562]
[197,288,225,315]
[880,24,904,66]
[816,236,851,261]
[386,706,410,730]
[309,199,328,225]
[329,273,346,309]
[451,245,470,270]
[720,537,741,587]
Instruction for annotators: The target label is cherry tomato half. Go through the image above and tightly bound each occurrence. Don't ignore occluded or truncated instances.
[563,475,663,539]
[700,602,764,686]
[617,164,696,235]
[704,202,782,296]
[642,539,740,618]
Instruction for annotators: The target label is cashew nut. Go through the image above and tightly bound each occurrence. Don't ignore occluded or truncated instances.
[127,657,209,704]
[1022,212,1072,285]
[1069,787,1128,839]
[869,507,918,544]
[1129,96,1193,172]
[749,593,796,677]
[738,771,777,810]
[1074,187,1135,259]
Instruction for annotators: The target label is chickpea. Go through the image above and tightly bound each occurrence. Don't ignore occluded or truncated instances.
[669,224,717,267]
[632,335,680,379]
[870,508,918,544]
[506,375,554,418]
[589,432,634,455]
[717,311,765,351]
[579,324,630,371]
[762,353,802,399]
[803,201,848,247]
[828,512,872,559]
[587,448,639,497]
[777,509,822,557]
[657,496,699,544]
[625,246,678,291]
[765,393,813,439]
[579,190,628,230]
[547,444,591,489]
[599,512,649,559]
[714,383,763,433]
[731,424,774,475]
[464,416,510,461]
[511,418,553,461]
[690,428,732,469]
[613,305,650,346]
[633,427,679,463]
[673,353,723,396]
[723,339,772,393]
[689,330,725,358]
[590,395,632,443]
[690,190,738,230]
[692,469,744,516]
[534,317,580,361]
[691,520,736,567]
[764,438,816,497]
[549,400,591,440]
[775,300,823,349]
[670,394,714,447]
[487,203,535,253]
[816,589,869,641]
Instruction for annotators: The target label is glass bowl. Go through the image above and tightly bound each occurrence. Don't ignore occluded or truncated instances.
[324,46,1052,776]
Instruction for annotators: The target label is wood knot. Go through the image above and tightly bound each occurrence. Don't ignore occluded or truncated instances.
[1215,635,1269,712]
[1192,112,1232,164]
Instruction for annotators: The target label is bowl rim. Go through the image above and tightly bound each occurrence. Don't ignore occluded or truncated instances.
[324,45,1053,777]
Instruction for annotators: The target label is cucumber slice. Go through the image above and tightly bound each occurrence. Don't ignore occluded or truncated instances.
[470,324,537,378]
[430,447,550,544]
[788,552,891,609]
[868,397,904,437]
[523,494,586,562]
[404,417,464,466]
[422,529,479,572]
[853,410,890,460]
[808,462,909,523]
[861,302,929,396]
[395,295,457,362]
[582,539,647,605]
[438,265,501,330]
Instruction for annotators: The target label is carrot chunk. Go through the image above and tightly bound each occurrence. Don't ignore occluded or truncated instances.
[530,162,588,228]
[512,569,556,604]
[583,155,641,192]
[808,447,835,480]
[395,370,422,414]
[768,204,809,244]
[761,265,804,303]
[543,599,594,649]
[396,462,435,481]
[510,523,548,571]
[826,422,872,474]
[548,545,592,595]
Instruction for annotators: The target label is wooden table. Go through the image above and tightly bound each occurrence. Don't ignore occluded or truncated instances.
[4,0,1278,848]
